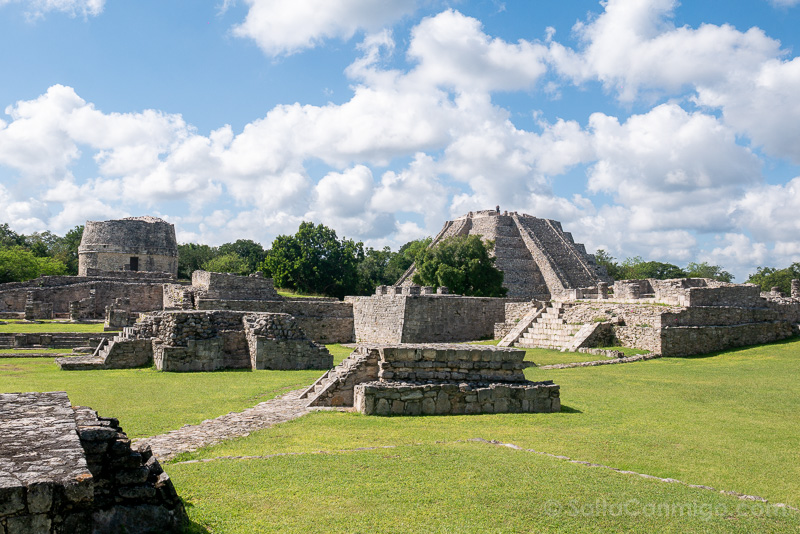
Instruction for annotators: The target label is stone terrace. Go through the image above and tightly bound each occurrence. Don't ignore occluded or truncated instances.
[0,391,186,533]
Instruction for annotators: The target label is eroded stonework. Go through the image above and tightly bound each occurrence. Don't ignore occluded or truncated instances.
[78,216,178,277]
[302,344,560,416]
[397,209,611,300]
[0,392,186,533]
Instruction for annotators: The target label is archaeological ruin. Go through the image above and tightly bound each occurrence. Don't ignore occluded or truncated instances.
[301,344,560,416]
[0,391,186,533]
[396,208,612,300]
[57,310,333,372]
[78,216,179,277]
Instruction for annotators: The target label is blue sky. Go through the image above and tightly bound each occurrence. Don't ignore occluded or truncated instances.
[1,0,800,280]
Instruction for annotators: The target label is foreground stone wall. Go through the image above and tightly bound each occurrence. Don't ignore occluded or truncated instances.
[355,380,560,416]
[191,270,279,301]
[349,295,510,343]
[306,344,561,416]
[0,392,186,533]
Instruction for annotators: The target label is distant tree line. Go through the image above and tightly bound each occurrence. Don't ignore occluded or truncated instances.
[5,218,797,299]
[0,223,83,283]
[594,250,734,282]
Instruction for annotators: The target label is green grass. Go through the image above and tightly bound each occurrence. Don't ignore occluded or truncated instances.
[172,442,799,533]
[0,348,73,354]
[469,340,605,365]
[174,339,800,514]
[326,343,354,366]
[0,321,106,333]
[4,339,800,532]
[275,288,328,299]
[0,358,323,438]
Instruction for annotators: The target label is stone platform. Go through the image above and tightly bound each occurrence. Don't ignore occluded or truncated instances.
[0,392,186,533]
[303,343,561,415]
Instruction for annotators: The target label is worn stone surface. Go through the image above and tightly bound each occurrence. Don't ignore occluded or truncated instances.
[396,209,610,299]
[306,344,559,416]
[0,392,186,533]
[57,310,332,372]
[134,389,311,460]
[78,216,178,277]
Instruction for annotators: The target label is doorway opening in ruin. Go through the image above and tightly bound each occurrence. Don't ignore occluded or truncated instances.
[130,257,139,271]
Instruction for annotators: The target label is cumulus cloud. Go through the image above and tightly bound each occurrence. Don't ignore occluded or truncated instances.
[407,9,549,93]
[0,0,104,18]
[232,0,417,56]
[587,103,761,232]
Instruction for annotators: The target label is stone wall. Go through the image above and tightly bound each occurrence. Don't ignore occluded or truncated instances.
[195,298,354,343]
[660,322,793,357]
[0,279,165,315]
[94,310,332,372]
[307,344,560,416]
[78,217,179,277]
[349,295,510,344]
[0,392,186,533]
[191,270,279,301]
[355,380,560,416]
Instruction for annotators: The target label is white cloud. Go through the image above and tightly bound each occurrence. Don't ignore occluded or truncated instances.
[0,0,104,18]
[407,9,549,93]
[769,0,800,7]
[232,0,417,56]
[587,103,761,232]
[559,0,780,102]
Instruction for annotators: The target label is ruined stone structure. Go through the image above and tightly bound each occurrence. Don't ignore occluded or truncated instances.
[57,310,333,372]
[500,278,800,357]
[0,274,170,318]
[397,208,611,300]
[78,216,179,277]
[347,286,521,344]
[0,391,186,533]
[301,344,560,416]
[164,271,355,343]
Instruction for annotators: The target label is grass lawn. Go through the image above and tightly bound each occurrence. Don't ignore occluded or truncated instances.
[0,348,73,354]
[3,339,800,532]
[0,321,107,333]
[0,358,322,438]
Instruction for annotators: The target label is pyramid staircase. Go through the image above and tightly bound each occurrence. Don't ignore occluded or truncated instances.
[56,327,138,370]
[514,302,600,351]
[300,347,379,407]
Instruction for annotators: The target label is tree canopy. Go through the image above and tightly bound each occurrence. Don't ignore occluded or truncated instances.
[412,235,506,297]
[260,222,364,299]
[0,246,67,283]
[594,250,733,282]
[746,263,800,294]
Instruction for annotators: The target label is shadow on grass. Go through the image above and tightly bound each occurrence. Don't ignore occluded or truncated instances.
[675,335,800,360]
[559,405,582,414]
[181,500,212,534]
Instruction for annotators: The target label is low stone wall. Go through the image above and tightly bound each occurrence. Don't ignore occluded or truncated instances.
[191,270,279,301]
[244,314,332,370]
[612,326,662,353]
[660,322,793,357]
[3,332,116,349]
[196,298,354,343]
[354,380,560,416]
[0,392,186,533]
[349,295,511,343]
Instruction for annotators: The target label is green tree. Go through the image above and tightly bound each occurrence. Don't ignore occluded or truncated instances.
[0,246,67,283]
[178,243,218,279]
[593,249,620,280]
[618,257,686,280]
[53,226,83,275]
[0,223,26,248]
[411,235,506,297]
[356,246,396,295]
[218,239,267,273]
[202,253,250,276]
[746,263,800,294]
[684,262,734,282]
[386,237,432,283]
[261,222,364,299]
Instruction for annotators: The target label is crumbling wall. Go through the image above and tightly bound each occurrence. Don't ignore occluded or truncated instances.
[191,270,279,301]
